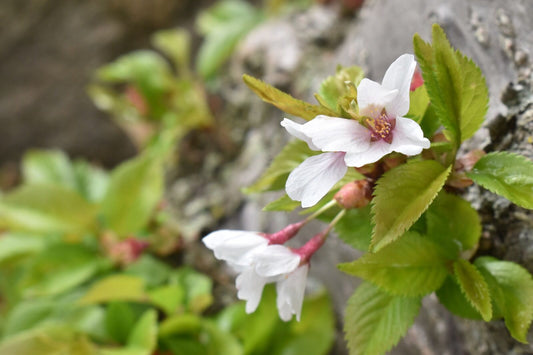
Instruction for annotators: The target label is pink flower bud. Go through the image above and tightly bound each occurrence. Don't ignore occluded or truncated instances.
[334,180,373,209]
[293,230,328,264]
[264,221,305,245]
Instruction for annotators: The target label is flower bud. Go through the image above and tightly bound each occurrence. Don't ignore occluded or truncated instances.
[265,221,305,245]
[334,180,373,209]
[410,67,424,91]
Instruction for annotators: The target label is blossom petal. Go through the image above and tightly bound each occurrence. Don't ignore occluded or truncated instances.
[344,140,395,167]
[276,264,309,322]
[357,78,398,114]
[281,118,319,150]
[286,152,347,208]
[202,230,269,266]
[299,115,370,153]
[236,269,270,313]
[254,245,301,277]
[390,116,431,155]
[381,54,416,117]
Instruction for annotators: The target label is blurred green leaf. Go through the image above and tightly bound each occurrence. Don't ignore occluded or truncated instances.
[340,231,449,296]
[203,320,243,355]
[125,254,171,288]
[196,0,263,79]
[467,152,533,209]
[105,302,137,344]
[22,150,77,190]
[2,299,55,338]
[243,74,337,121]
[101,153,164,236]
[334,205,373,251]
[78,275,146,305]
[262,194,301,212]
[0,184,98,235]
[0,233,46,264]
[171,268,213,314]
[344,282,421,355]
[152,28,191,75]
[127,309,158,353]
[453,259,492,321]
[371,160,451,251]
[148,284,185,315]
[73,160,110,203]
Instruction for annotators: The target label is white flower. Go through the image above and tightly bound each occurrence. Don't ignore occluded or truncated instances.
[202,230,269,267]
[281,54,430,207]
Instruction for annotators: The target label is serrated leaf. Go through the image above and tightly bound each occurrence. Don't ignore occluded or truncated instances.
[426,192,481,256]
[318,65,364,112]
[244,139,316,194]
[419,103,441,138]
[334,205,372,251]
[0,184,98,235]
[467,152,533,209]
[436,276,483,320]
[243,74,336,120]
[101,154,164,236]
[339,231,449,296]
[78,275,146,305]
[371,160,452,250]
[344,282,421,355]
[453,259,492,321]
[475,257,533,343]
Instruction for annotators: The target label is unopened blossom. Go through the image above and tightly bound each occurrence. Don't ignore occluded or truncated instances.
[282,54,430,207]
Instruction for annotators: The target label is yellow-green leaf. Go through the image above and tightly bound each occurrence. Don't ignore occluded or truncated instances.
[453,259,492,321]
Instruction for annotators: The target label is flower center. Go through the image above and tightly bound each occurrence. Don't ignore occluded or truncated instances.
[364,109,396,144]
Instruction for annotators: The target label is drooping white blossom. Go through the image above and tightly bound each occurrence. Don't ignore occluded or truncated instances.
[282,54,430,207]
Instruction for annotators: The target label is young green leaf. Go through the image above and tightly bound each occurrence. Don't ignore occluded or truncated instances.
[475,257,533,343]
[243,74,337,121]
[436,276,483,320]
[0,233,45,264]
[339,231,449,296]
[100,153,164,236]
[262,194,301,212]
[151,28,191,75]
[453,259,492,321]
[105,302,137,345]
[467,152,533,209]
[244,139,316,194]
[318,65,364,112]
[333,205,373,251]
[0,184,98,235]
[78,275,146,305]
[344,282,421,355]
[127,310,158,353]
[371,159,452,250]
[426,192,481,255]
[22,150,77,190]
[147,284,185,315]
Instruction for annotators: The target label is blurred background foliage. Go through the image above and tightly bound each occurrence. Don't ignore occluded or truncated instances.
[0,0,342,354]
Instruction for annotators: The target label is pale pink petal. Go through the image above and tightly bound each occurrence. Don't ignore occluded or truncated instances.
[281,118,319,150]
[299,115,370,153]
[344,140,395,167]
[276,264,309,322]
[381,54,417,117]
[286,152,347,208]
[202,230,269,266]
[390,116,430,155]
[254,245,301,277]
[236,269,271,313]
[357,78,398,114]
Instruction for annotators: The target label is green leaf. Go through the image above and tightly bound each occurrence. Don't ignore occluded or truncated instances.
[125,254,171,288]
[419,104,441,138]
[151,28,191,74]
[72,160,110,203]
[101,153,164,236]
[318,65,364,112]
[196,0,263,79]
[475,257,533,343]
[414,24,488,146]
[127,310,158,352]
[105,302,137,344]
[0,233,45,264]
[243,74,337,121]
[344,282,421,355]
[371,160,452,250]
[0,184,97,235]
[405,85,429,124]
[78,275,146,304]
[22,150,77,190]
[436,276,483,320]
[3,299,55,337]
[170,268,213,314]
[334,205,372,251]
[262,194,301,212]
[202,320,243,355]
[148,284,185,315]
[0,325,97,355]
[467,152,533,209]
[339,231,449,296]
[159,314,203,337]
[453,259,492,321]
[244,139,316,194]
[426,192,481,255]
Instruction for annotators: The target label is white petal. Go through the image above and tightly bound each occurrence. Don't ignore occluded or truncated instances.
[357,78,398,114]
[236,268,270,313]
[286,152,347,208]
[202,230,269,265]
[281,118,319,150]
[381,54,416,117]
[344,140,395,167]
[254,245,301,277]
[390,116,431,155]
[299,115,370,153]
[276,264,309,322]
